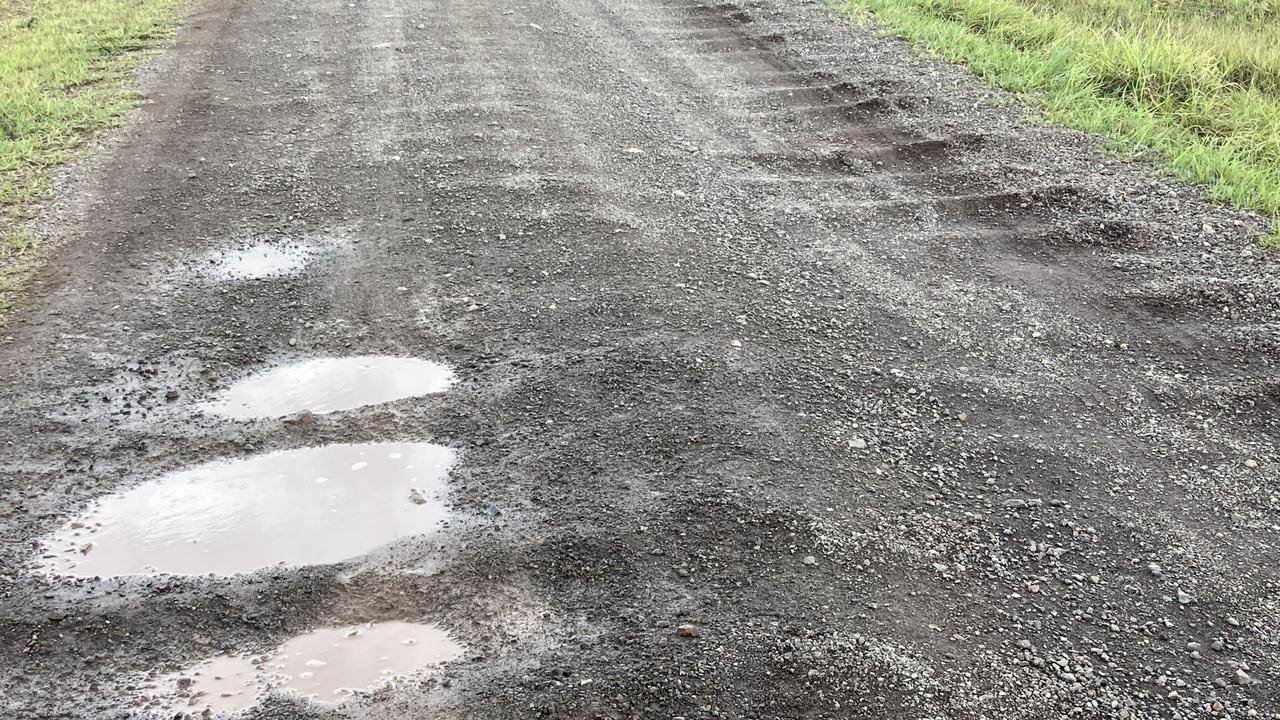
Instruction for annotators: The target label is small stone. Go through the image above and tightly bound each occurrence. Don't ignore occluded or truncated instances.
[802,555,817,566]
[1003,499,1027,508]
[1212,639,1226,652]
[407,489,428,505]
[676,624,700,638]
[1244,459,1258,468]
[284,409,315,428]
[848,438,867,450]
[1016,639,1032,650]
[1177,590,1195,605]
[165,390,180,401]
[1235,669,1252,685]
[1148,563,1162,576]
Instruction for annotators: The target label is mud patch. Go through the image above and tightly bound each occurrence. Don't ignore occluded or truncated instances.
[149,621,463,714]
[200,356,455,419]
[37,442,455,577]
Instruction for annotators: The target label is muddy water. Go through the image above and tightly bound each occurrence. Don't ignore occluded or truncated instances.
[205,241,314,280]
[38,442,455,577]
[155,622,463,714]
[200,356,455,419]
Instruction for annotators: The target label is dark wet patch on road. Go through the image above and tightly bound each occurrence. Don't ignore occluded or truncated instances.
[199,356,455,419]
[37,442,455,577]
[147,621,463,714]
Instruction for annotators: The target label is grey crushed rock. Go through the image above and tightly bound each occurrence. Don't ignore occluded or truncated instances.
[0,0,1275,718]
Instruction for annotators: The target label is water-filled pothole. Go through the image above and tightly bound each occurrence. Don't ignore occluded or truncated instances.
[151,621,463,714]
[38,442,454,577]
[200,356,455,420]
[204,240,315,280]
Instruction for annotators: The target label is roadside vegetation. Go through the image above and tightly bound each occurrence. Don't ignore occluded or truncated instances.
[839,0,1280,242]
[0,0,178,323]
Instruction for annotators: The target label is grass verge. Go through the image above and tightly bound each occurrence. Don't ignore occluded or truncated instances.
[837,0,1280,243]
[0,0,179,325]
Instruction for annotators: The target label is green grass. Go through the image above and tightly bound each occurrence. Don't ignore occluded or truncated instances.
[837,0,1280,243]
[0,0,179,323]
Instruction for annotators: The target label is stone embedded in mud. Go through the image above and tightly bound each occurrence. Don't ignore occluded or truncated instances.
[200,356,455,420]
[157,622,463,714]
[37,442,454,577]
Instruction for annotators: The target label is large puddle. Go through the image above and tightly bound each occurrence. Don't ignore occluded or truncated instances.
[204,240,315,280]
[153,621,463,714]
[200,356,455,420]
[38,442,454,577]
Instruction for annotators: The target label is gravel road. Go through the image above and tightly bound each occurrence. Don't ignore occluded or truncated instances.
[2,0,1278,718]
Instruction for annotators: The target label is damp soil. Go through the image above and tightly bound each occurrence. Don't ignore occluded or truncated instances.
[1,0,1278,718]
[37,442,454,577]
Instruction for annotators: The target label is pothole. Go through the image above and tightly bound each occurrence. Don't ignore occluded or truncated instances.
[202,240,316,280]
[37,442,455,577]
[147,621,463,714]
[200,356,455,420]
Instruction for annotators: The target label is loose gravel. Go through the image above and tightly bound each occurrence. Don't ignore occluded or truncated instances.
[0,0,1276,718]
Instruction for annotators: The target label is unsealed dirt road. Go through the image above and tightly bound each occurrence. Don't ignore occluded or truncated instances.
[2,0,1279,718]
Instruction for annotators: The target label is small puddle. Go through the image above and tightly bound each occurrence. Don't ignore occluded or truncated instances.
[154,621,463,714]
[200,356,455,420]
[38,442,454,577]
[204,240,315,280]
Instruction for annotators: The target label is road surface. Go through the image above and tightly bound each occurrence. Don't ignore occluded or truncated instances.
[1,0,1277,717]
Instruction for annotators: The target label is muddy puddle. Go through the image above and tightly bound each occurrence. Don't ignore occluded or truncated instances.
[200,356,455,420]
[202,240,316,280]
[149,621,463,714]
[38,442,455,577]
